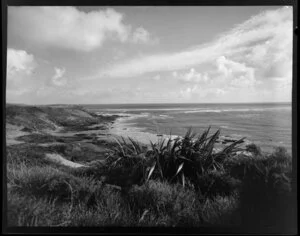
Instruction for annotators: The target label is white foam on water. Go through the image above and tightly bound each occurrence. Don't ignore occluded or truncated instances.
[101,108,189,112]
[184,109,222,114]
[182,107,291,114]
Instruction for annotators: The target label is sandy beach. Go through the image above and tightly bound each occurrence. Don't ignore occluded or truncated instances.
[108,114,180,145]
[105,113,256,156]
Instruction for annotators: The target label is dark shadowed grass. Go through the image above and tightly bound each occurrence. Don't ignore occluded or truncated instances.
[7,191,69,226]
[222,144,294,233]
[195,171,241,199]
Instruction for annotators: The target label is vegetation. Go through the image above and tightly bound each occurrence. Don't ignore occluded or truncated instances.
[6,104,118,132]
[5,127,296,233]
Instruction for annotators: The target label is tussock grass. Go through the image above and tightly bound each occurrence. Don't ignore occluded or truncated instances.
[200,194,240,226]
[6,145,50,167]
[8,162,103,206]
[7,192,68,226]
[5,127,295,231]
[127,180,203,226]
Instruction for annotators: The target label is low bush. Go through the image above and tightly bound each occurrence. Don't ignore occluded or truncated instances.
[245,143,262,156]
[232,147,294,232]
[195,171,240,199]
[108,127,245,192]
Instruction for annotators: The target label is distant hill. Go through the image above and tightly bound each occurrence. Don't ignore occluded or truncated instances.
[5,104,103,132]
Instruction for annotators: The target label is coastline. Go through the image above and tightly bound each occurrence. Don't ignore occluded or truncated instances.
[92,103,292,155]
[6,104,295,229]
[106,112,256,153]
[6,104,290,157]
[108,114,179,145]
[105,112,291,155]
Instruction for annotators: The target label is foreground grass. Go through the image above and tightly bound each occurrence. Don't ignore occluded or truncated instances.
[5,128,296,233]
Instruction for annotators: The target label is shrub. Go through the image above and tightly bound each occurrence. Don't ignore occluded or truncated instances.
[246,143,262,156]
[109,127,245,192]
[195,171,240,199]
[268,146,292,167]
[227,147,292,181]
[110,136,148,158]
[235,148,294,232]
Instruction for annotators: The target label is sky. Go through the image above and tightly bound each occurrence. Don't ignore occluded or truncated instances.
[6,6,293,104]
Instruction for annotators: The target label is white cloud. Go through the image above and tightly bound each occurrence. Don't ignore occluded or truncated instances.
[97,45,218,78]
[7,88,31,96]
[6,49,38,103]
[131,27,158,44]
[174,56,257,90]
[96,6,292,85]
[152,74,161,81]
[176,68,209,83]
[215,88,227,95]
[112,49,126,60]
[8,7,154,52]
[52,67,67,87]
[7,48,36,77]
[270,77,292,90]
[215,56,258,88]
[179,85,199,99]
[179,85,228,100]
[132,27,150,43]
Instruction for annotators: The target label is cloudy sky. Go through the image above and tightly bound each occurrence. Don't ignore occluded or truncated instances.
[7,6,293,104]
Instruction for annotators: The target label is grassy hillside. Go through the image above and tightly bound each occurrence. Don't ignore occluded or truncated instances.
[6,104,118,132]
[4,105,297,233]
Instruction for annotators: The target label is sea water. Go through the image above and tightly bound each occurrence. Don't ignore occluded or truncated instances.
[84,103,292,154]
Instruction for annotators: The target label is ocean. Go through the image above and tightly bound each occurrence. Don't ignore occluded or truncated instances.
[84,103,292,154]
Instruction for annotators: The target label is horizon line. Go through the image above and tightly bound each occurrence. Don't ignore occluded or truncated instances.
[6,101,292,106]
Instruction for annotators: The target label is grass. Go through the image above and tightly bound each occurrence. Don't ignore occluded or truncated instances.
[6,141,111,169]
[7,192,68,226]
[6,104,120,132]
[5,128,296,233]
